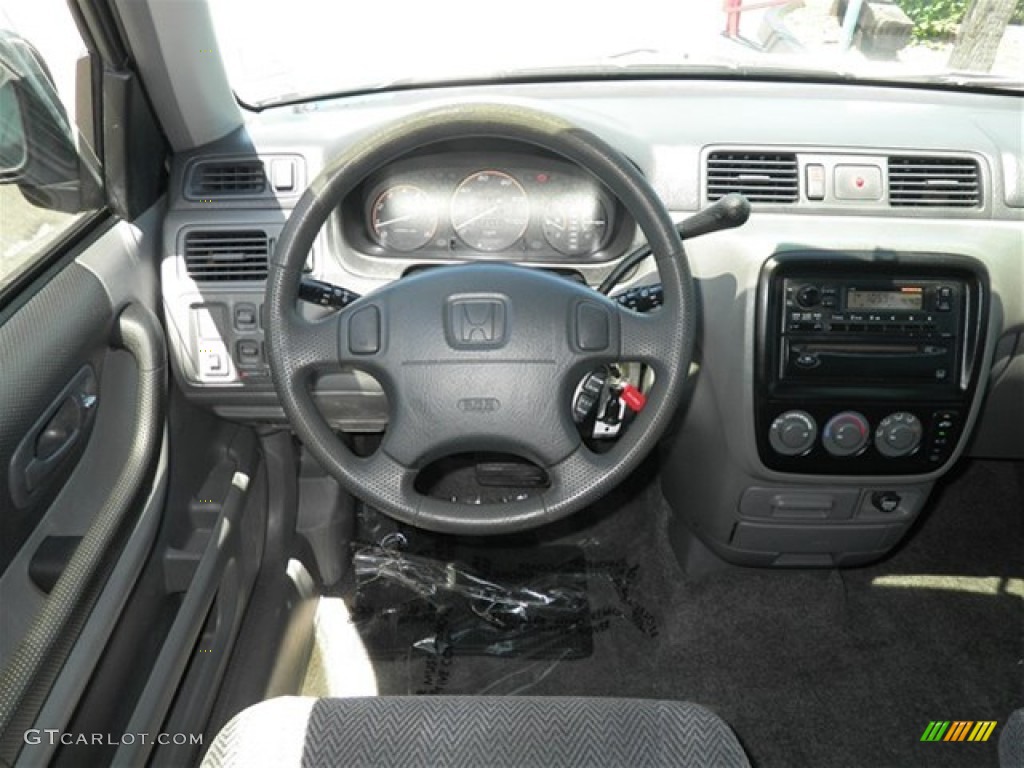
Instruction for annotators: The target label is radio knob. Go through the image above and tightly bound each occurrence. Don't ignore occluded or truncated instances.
[796,285,822,308]
[874,412,923,458]
[822,411,870,457]
[769,411,817,456]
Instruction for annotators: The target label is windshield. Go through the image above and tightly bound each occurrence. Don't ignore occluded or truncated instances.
[209,0,1023,106]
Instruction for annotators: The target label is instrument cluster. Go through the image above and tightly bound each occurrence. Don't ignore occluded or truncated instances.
[350,150,629,262]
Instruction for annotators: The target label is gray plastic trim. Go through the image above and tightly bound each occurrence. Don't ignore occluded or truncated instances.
[114,463,256,766]
[112,0,241,150]
[16,433,168,768]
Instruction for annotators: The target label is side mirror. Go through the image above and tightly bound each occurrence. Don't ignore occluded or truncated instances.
[0,30,101,213]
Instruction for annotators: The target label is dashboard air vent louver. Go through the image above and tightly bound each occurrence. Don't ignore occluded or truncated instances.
[707,151,799,203]
[184,230,269,281]
[888,156,980,208]
[189,160,267,197]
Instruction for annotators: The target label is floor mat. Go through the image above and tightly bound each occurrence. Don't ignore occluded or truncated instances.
[306,460,1023,768]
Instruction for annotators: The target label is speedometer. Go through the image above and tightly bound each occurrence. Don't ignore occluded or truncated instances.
[450,170,530,252]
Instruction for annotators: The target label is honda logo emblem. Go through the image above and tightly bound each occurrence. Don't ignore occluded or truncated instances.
[446,296,507,348]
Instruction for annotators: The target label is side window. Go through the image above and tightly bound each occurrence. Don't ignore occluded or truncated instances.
[0,0,102,295]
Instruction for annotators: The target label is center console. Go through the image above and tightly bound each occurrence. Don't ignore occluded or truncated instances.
[756,251,988,475]
[660,250,990,570]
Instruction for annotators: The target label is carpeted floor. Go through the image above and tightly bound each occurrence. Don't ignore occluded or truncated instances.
[311,459,1023,768]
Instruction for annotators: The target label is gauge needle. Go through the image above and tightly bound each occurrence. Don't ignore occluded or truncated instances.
[375,213,416,228]
[545,218,565,231]
[453,204,502,231]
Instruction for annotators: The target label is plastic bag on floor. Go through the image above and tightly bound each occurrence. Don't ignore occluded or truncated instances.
[351,543,592,660]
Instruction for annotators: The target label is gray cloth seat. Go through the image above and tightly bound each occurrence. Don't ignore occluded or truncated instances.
[202,696,750,767]
[1003,709,1024,768]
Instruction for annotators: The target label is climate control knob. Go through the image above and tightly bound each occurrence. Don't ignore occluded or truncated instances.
[822,411,870,457]
[769,410,817,456]
[874,412,923,458]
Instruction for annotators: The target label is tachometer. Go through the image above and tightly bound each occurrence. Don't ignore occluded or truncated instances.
[370,184,438,252]
[450,170,530,252]
[541,195,609,257]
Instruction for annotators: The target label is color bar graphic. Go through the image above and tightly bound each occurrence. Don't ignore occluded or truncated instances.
[968,722,998,742]
[921,721,950,741]
[921,720,997,742]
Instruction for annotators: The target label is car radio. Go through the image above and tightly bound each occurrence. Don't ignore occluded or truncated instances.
[780,277,962,387]
[756,253,987,475]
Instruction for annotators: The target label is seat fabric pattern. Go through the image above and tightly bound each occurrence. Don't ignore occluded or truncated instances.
[203,695,750,768]
[1002,708,1024,768]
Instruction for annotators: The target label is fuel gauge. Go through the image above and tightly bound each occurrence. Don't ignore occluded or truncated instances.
[542,195,609,257]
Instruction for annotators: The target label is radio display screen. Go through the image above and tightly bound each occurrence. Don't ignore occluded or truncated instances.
[846,289,923,311]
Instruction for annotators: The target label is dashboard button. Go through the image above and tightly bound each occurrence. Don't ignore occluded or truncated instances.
[834,165,883,200]
[234,302,258,331]
[806,164,826,200]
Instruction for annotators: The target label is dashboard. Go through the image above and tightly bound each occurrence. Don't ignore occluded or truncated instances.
[159,78,1024,567]
[344,148,633,262]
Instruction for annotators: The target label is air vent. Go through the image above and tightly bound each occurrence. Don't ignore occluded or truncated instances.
[707,151,799,203]
[184,231,269,281]
[188,160,267,197]
[888,156,980,208]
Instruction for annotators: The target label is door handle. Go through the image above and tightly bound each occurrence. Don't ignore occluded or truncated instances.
[35,395,85,462]
[9,366,99,507]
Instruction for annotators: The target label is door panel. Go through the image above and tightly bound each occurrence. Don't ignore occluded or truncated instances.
[0,261,112,576]
[0,214,166,762]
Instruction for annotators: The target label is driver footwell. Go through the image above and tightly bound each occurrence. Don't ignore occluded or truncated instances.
[299,460,1022,768]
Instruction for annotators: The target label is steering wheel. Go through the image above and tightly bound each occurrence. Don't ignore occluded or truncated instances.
[265,103,695,535]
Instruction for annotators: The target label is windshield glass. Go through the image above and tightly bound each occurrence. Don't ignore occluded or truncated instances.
[209,0,1023,106]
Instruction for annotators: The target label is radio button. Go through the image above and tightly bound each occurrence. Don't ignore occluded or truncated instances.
[822,412,870,457]
[769,411,818,456]
[796,285,822,308]
[795,352,820,369]
[875,412,923,458]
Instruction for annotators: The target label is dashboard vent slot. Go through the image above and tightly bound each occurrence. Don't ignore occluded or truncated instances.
[888,156,980,208]
[707,151,798,203]
[184,230,269,281]
[189,160,267,197]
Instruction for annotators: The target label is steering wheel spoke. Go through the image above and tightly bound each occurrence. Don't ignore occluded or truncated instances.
[615,303,676,376]
[285,312,344,379]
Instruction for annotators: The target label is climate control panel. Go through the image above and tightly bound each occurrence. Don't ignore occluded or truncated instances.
[763,404,961,473]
